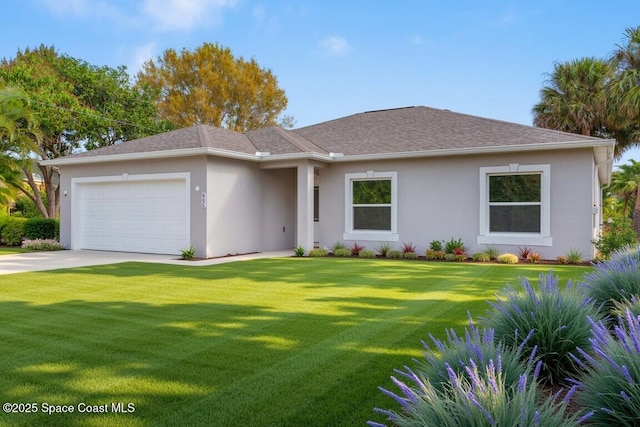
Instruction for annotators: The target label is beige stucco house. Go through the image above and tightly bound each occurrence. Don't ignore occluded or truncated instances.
[42,106,615,259]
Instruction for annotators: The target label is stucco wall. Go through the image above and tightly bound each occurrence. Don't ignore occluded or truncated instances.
[317,148,597,260]
[205,157,295,258]
[58,156,207,255]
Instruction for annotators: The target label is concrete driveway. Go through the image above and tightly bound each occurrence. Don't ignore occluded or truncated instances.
[0,249,292,275]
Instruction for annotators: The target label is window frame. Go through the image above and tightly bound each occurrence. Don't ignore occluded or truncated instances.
[344,171,398,241]
[478,164,552,246]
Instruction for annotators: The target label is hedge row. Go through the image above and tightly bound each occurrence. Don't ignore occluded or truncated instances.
[0,217,59,246]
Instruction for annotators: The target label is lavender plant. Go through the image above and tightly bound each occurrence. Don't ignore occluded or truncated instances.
[370,357,591,426]
[584,248,640,317]
[481,273,601,385]
[572,310,640,426]
[413,314,533,394]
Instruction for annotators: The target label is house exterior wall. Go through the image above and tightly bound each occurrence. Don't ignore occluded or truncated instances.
[57,156,207,255]
[205,157,295,258]
[318,148,597,260]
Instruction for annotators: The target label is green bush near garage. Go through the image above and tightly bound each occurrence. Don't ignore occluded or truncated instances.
[24,218,59,240]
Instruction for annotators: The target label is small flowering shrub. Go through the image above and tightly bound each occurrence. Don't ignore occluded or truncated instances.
[375,242,392,257]
[497,253,518,264]
[573,310,640,426]
[333,248,352,257]
[21,239,65,251]
[481,273,602,385]
[583,248,640,316]
[308,248,328,257]
[359,249,375,258]
[370,357,589,427]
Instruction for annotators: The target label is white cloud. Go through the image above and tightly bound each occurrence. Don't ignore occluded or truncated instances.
[320,36,350,56]
[141,0,237,32]
[127,42,157,76]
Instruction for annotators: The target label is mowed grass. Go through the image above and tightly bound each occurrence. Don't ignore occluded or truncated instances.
[0,246,30,255]
[0,258,591,426]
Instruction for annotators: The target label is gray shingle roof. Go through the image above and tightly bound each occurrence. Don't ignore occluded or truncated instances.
[291,106,604,156]
[64,106,607,160]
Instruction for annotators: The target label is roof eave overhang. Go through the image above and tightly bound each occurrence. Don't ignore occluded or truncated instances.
[41,139,616,169]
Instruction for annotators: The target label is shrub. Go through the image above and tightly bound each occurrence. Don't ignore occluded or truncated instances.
[333,248,352,257]
[403,251,418,259]
[473,252,490,262]
[481,273,602,385]
[351,242,365,256]
[612,296,640,320]
[24,218,59,240]
[565,248,582,265]
[497,253,518,264]
[13,193,45,218]
[445,237,465,254]
[556,255,568,264]
[518,246,533,260]
[308,248,328,257]
[453,247,466,261]
[425,249,445,260]
[180,245,197,260]
[1,217,26,246]
[294,246,305,257]
[583,249,640,316]
[400,242,416,254]
[387,250,403,259]
[484,244,500,260]
[21,239,65,251]
[429,240,442,251]
[359,249,375,258]
[331,241,347,252]
[444,253,457,262]
[412,314,535,394]
[593,217,638,259]
[573,310,640,425]
[528,252,541,263]
[372,354,587,427]
[375,242,392,257]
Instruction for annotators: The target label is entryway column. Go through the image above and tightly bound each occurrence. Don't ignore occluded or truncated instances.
[296,162,314,251]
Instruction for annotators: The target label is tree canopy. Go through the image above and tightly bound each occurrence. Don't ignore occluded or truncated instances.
[532,27,640,158]
[0,45,169,217]
[136,42,289,132]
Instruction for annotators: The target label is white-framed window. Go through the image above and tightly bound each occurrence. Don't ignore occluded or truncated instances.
[478,164,552,246]
[344,171,398,241]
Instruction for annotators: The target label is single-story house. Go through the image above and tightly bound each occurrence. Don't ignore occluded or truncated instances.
[42,106,615,259]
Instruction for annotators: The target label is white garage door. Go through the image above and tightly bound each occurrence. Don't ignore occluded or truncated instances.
[76,176,189,255]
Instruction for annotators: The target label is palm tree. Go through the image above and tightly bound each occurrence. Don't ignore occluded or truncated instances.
[610,27,640,236]
[606,159,640,217]
[532,57,613,137]
[0,86,39,208]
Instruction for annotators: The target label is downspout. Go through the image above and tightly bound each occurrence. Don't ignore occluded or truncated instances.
[592,145,615,251]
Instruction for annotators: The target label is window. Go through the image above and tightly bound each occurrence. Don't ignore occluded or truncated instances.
[314,186,319,222]
[478,164,551,246]
[344,171,398,241]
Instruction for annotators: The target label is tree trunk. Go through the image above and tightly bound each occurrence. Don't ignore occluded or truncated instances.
[22,167,49,218]
[634,180,640,240]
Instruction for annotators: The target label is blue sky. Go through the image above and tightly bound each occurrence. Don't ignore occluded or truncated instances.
[2,0,639,163]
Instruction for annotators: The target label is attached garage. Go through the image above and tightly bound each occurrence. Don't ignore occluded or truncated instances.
[71,173,190,255]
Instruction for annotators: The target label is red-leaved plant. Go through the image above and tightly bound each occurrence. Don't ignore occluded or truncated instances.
[351,243,365,255]
[401,242,417,254]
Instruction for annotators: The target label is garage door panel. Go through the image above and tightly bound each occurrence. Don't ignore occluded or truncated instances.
[77,178,189,255]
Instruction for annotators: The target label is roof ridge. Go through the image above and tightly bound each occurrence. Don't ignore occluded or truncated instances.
[273,126,327,153]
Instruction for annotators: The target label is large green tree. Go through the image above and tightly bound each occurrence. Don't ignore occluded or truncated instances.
[0,45,169,217]
[606,159,640,218]
[136,42,289,131]
[532,57,613,138]
[0,86,39,209]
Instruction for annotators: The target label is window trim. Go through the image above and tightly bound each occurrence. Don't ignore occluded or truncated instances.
[478,164,552,246]
[344,171,399,241]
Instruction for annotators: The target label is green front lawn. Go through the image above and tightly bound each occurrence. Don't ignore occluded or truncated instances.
[0,246,30,255]
[0,258,591,426]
